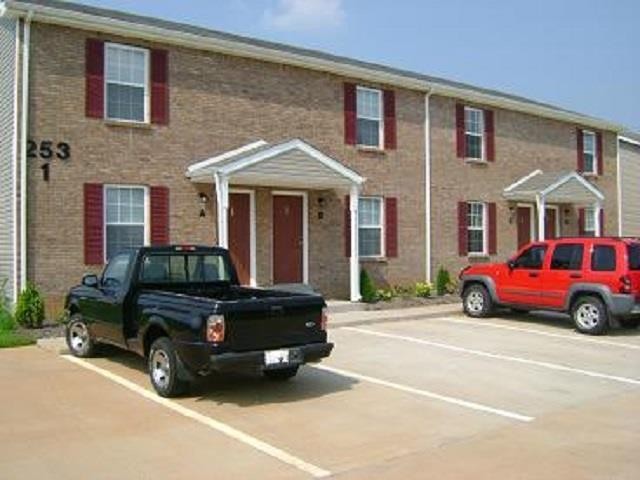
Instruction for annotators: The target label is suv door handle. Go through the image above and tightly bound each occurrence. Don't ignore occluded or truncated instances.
[528,272,539,278]
[570,273,582,279]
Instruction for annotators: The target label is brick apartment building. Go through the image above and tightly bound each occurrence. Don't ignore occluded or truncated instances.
[0,0,629,313]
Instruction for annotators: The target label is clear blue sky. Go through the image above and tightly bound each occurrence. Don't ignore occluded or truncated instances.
[78,0,639,131]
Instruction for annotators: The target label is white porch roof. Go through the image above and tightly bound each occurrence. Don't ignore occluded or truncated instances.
[186,139,365,189]
[503,170,604,204]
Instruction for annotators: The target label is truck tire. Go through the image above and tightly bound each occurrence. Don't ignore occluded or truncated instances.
[572,296,609,335]
[264,366,299,381]
[148,337,189,397]
[66,314,96,358]
[462,284,493,318]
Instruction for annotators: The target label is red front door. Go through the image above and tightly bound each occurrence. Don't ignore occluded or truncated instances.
[517,207,532,248]
[228,193,251,285]
[545,208,557,239]
[273,195,303,284]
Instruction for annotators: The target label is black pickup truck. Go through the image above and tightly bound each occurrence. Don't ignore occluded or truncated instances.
[64,246,333,397]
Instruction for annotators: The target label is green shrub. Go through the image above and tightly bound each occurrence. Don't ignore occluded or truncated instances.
[360,269,378,303]
[15,282,45,329]
[376,288,394,302]
[415,282,432,298]
[0,308,14,332]
[436,267,451,296]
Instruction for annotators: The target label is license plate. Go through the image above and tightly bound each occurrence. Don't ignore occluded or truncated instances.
[264,349,290,366]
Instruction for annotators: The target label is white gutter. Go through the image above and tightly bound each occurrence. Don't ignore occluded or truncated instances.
[19,10,31,292]
[424,92,432,283]
[619,135,640,147]
[3,1,623,133]
[616,136,623,236]
[11,16,20,301]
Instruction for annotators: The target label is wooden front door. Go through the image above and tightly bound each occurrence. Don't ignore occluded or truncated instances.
[273,195,303,284]
[545,208,557,239]
[228,193,251,285]
[517,207,532,248]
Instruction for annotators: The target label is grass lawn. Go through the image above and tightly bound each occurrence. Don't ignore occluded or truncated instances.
[0,330,35,348]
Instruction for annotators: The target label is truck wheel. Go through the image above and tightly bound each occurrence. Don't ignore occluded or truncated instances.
[619,318,640,329]
[66,314,96,358]
[148,337,188,397]
[572,296,609,335]
[264,366,299,381]
[463,284,493,318]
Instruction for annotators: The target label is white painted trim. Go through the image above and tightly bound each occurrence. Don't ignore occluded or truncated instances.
[349,185,361,302]
[11,17,20,301]
[19,11,31,293]
[186,140,268,175]
[539,171,605,201]
[503,169,543,193]
[271,190,309,285]
[516,203,536,242]
[620,136,640,147]
[228,188,257,287]
[358,196,385,259]
[462,106,485,161]
[424,93,432,283]
[581,129,598,175]
[535,195,545,241]
[2,2,623,133]
[466,201,487,256]
[104,42,150,124]
[355,85,384,149]
[616,136,623,236]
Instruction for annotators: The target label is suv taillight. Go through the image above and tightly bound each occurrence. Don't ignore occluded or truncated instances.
[206,315,225,342]
[320,308,328,331]
[619,275,632,294]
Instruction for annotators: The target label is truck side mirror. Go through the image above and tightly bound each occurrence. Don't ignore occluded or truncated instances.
[82,274,99,288]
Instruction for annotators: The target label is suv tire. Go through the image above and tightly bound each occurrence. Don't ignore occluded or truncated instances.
[572,296,609,335]
[66,314,96,358]
[463,284,493,318]
[148,337,189,398]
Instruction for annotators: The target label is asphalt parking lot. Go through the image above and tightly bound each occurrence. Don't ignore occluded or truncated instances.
[1,309,639,479]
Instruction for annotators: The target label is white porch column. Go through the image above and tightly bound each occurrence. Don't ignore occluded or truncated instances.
[349,185,361,302]
[214,173,230,248]
[536,194,546,241]
[594,201,602,237]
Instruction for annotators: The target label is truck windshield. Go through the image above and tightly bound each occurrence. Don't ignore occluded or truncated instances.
[140,254,232,283]
[628,244,640,271]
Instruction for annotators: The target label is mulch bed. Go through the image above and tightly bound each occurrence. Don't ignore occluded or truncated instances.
[17,322,65,340]
[362,294,461,311]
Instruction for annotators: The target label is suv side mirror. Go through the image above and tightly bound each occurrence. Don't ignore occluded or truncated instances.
[82,274,99,288]
[507,260,516,270]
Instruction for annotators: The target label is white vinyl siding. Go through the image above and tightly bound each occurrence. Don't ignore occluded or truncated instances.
[358,197,384,257]
[582,131,597,174]
[105,43,149,123]
[104,186,149,261]
[467,202,487,254]
[464,107,484,160]
[356,86,383,148]
[0,17,16,302]
[620,141,640,236]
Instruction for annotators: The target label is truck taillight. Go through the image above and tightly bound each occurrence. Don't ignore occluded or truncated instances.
[320,308,328,331]
[206,315,225,342]
[619,275,633,294]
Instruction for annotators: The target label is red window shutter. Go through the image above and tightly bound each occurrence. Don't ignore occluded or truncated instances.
[385,197,398,257]
[151,49,169,125]
[485,110,495,161]
[456,104,465,158]
[383,90,397,150]
[344,83,357,145]
[84,183,104,265]
[576,128,585,173]
[344,195,351,257]
[85,39,104,119]
[596,132,603,175]
[578,208,586,236]
[150,186,170,245]
[488,202,497,254]
[458,201,468,256]
[600,209,605,235]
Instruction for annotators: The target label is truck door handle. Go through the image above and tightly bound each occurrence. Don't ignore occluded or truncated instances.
[570,273,582,279]
[528,272,539,278]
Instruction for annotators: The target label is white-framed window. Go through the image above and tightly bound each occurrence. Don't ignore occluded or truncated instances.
[104,185,149,261]
[356,86,383,148]
[467,201,487,254]
[105,43,149,123]
[582,130,597,174]
[464,107,485,160]
[584,207,596,236]
[358,197,384,257]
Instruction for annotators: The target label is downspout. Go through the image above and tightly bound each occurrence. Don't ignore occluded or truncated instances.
[19,11,32,292]
[11,17,21,302]
[616,136,622,236]
[424,92,432,283]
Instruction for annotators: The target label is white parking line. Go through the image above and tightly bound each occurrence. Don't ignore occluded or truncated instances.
[428,316,640,351]
[344,327,640,386]
[62,355,331,479]
[313,364,534,423]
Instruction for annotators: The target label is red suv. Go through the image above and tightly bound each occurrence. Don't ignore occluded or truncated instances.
[460,237,640,335]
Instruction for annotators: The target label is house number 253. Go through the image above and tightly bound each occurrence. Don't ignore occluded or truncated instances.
[27,140,71,160]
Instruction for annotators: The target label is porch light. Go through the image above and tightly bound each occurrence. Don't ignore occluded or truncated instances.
[199,193,209,218]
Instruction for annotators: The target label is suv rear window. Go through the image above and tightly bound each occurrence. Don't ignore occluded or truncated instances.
[591,245,616,271]
[550,244,584,270]
[628,244,640,270]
